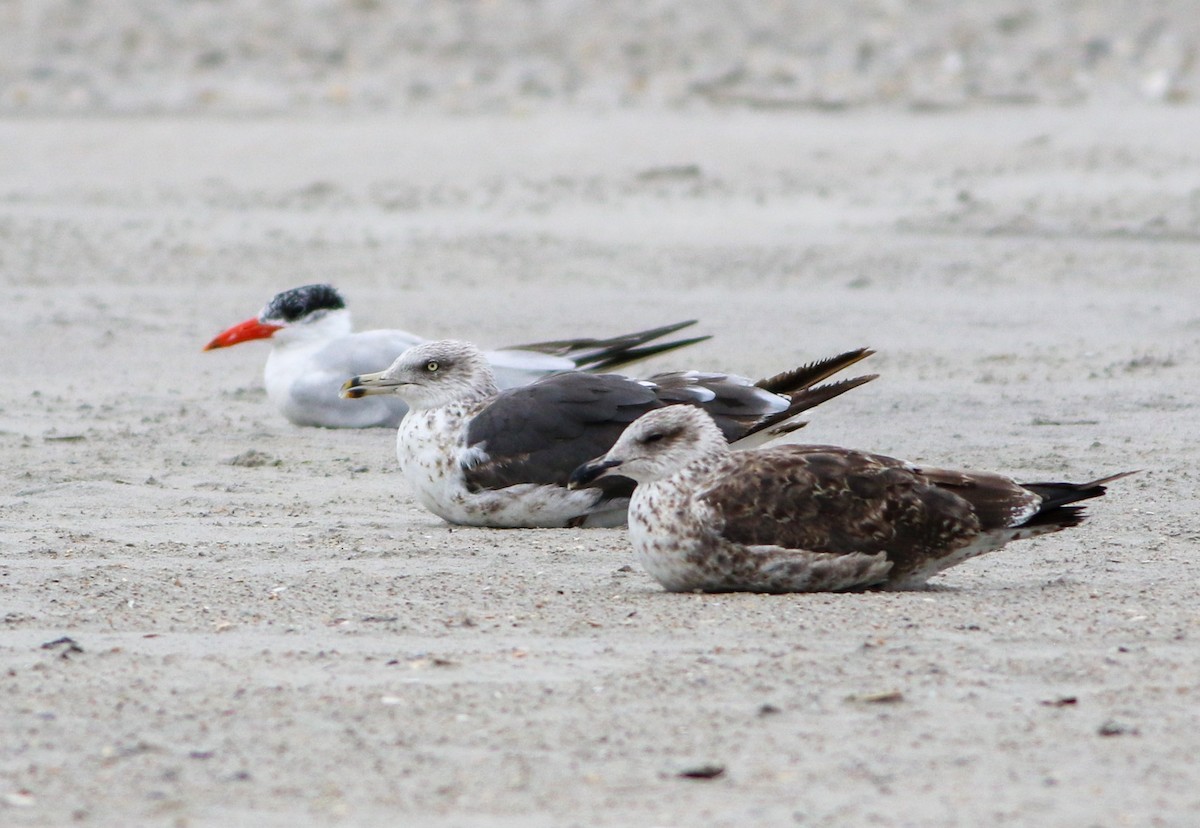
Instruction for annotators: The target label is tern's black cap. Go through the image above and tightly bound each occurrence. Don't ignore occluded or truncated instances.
[261,284,345,323]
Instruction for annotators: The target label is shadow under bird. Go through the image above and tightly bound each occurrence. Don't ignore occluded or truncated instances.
[204,283,708,428]
[341,340,877,528]
[569,406,1136,592]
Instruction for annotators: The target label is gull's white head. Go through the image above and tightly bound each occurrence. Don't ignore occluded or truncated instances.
[568,405,728,488]
[340,340,498,411]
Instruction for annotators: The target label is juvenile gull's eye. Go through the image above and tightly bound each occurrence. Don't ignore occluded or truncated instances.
[426,361,439,372]
[640,432,665,445]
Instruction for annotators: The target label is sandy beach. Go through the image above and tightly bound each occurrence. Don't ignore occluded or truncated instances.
[3,4,1200,826]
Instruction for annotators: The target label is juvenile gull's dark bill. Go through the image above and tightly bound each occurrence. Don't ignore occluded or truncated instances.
[204,283,708,428]
[569,406,1135,592]
[341,340,876,528]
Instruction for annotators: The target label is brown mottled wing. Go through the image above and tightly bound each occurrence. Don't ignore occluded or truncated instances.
[918,468,1132,531]
[700,446,984,573]
[913,466,1040,530]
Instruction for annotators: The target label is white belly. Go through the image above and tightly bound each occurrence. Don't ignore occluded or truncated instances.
[628,483,703,591]
[396,408,620,528]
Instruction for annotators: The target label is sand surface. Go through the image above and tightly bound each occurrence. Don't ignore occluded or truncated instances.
[2,16,1200,825]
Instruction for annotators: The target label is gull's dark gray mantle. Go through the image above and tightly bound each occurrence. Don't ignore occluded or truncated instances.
[462,363,872,495]
[568,406,1134,591]
[341,341,877,528]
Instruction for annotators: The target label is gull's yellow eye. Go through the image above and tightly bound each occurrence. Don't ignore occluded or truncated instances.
[426,360,439,372]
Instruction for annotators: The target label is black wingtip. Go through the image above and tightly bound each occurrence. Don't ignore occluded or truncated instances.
[583,334,714,373]
[1024,504,1089,530]
[755,347,875,394]
[737,373,877,443]
[508,320,699,357]
[787,373,878,414]
[1019,470,1139,527]
[1022,470,1139,507]
[499,320,708,373]
[1086,470,1142,487]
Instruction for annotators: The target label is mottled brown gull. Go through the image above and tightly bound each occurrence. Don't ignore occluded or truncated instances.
[204,283,707,428]
[568,406,1134,592]
[341,340,876,528]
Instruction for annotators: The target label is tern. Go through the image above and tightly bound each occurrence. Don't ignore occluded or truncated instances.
[205,284,707,428]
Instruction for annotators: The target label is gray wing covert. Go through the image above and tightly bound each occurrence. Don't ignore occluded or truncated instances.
[463,372,661,492]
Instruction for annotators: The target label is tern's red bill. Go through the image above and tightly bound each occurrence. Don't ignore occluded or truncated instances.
[203,318,283,350]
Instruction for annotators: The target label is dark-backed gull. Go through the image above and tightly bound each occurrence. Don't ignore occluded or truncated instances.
[341,340,876,528]
[569,406,1134,591]
[205,284,707,428]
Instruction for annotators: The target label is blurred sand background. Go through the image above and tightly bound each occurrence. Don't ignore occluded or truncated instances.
[1,2,1199,826]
